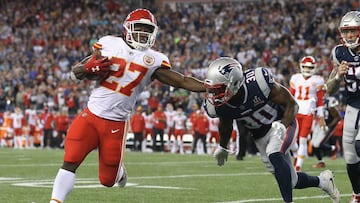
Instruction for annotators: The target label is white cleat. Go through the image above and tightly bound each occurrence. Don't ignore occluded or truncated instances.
[319,170,340,203]
[117,164,127,187]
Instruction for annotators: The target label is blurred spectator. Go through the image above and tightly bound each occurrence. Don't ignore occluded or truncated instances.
[54,108,70,149]
[39,106,54,148]
[0,0,356,118]
[152,104,167,152]
[142,107,154,152]
[130,106,145,152]
[192,108,209,154]
[172,107,187,154]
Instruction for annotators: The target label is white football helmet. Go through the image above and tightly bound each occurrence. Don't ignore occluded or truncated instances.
[205,57,244,106]
[299,56,317,77]
[123,9,158,51]
[339,11,360,49]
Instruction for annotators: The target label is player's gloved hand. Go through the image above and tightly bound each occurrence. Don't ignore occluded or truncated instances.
[271,121,287,140]
[214,146,229,166]
[84,55,112,74]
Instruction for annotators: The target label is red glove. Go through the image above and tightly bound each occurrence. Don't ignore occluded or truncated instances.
[84,55,112,74]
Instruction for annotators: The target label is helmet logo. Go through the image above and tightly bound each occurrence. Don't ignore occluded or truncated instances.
[218,63,237,77]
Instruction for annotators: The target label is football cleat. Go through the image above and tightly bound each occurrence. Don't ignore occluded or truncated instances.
[312,162,326,168]
[319,170,340,203]
[117,164,127,187]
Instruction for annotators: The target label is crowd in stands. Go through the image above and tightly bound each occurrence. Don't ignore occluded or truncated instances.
[0,0,356,153]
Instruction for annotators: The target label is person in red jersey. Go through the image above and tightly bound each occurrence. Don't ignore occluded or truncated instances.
[49,8,205,203]
[192,108,209,154]
[152,104,167,152]
[130,106,145,151]
[54,108,70,149]
[188,103,200,138]
[39,106,55,148]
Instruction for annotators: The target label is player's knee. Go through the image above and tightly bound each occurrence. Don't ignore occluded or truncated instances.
[99,174,116,187]
[355,140,360,157]
[299,137,307,145]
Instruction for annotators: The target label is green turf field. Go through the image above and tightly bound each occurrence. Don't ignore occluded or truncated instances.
[0,148,353,203]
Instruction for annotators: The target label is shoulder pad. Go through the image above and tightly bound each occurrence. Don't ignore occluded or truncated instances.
[254,67,273,97]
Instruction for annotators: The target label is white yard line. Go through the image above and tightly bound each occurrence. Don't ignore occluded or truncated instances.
[214,193,352,203]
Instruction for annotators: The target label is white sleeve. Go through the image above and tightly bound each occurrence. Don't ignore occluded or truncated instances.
[203,99,217,118]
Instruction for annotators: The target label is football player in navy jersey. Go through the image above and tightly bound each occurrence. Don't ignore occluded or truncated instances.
[311,97,341,168]
[326,11,360,203]
[204,57,340,203]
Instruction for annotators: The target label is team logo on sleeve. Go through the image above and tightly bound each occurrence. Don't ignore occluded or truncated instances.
[143,55,155,66]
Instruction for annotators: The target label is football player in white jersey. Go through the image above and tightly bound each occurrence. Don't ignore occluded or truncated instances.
[164,103,176,150]
[289,56,326,172]
[24,106,38,148]
[172,107,187,154]
[326,11,360,203]
[204,57,340,203]
[49,8,205,203]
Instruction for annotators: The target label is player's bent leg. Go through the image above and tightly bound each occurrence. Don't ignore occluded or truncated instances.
[347,163,360,194]
[97,119,126,187]
[269,152,293,202]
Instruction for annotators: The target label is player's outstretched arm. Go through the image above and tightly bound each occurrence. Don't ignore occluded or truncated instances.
[269,82,298,128]
[213,117,233,166]
[218,117,233,149]
[154,67,206,92]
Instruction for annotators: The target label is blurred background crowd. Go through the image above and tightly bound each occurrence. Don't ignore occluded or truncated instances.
[0,0,357,151]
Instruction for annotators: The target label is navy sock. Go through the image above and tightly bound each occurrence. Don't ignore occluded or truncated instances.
[269,152,292,202]
[313,147,322,161]
[294,172,319,189]
[347,162,360,194]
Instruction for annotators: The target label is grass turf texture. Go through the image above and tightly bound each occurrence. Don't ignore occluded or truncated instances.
[0,148,352,203]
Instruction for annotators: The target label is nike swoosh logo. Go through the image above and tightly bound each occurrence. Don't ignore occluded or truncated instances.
[111,129,120,133]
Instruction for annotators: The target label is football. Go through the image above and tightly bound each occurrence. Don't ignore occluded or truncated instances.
[82,52,111,81]
[85,71,110,81]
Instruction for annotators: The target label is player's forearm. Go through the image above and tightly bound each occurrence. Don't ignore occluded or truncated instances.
[326,77,341,95]
[218,118,233,148]
[325,69,341,94]
[181,77,206,92]
[281,102,298,128]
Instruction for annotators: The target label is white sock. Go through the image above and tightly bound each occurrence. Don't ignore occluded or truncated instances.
[50,168,75,203]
